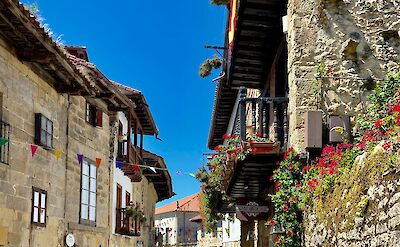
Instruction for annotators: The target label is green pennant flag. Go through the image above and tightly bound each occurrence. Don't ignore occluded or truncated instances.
[0,138,9,146]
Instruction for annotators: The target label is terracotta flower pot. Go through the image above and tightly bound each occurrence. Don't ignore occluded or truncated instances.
[250,142,280,155]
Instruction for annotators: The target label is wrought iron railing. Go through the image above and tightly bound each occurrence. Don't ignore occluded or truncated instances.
[238,87,288,149]
[0,121,10,164]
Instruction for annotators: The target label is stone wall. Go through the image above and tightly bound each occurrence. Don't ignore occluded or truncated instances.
[287,0,400,150]
[303,145,400,246]
[0,37,68,247]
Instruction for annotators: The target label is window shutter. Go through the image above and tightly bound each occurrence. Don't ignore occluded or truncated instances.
[34,113,41,145]
[96,109,103,127]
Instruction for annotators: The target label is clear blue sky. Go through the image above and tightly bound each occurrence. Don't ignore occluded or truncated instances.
[25,1,227,206]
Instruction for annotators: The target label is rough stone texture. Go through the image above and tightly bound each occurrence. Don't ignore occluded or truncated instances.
[287,0,400,150]
[303,146,400,247]
[0,33,111,246]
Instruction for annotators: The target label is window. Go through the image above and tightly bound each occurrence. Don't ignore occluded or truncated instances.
[80,159,97,226]
[125,191,131,207]
[35,113,53,148]
[31,187,47,226]
[85,102,103,127]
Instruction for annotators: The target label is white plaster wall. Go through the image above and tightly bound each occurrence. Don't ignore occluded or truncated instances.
[222,215,241,243]
[155,212,178,245]
[111,111,133,234]
[117,111,128,155]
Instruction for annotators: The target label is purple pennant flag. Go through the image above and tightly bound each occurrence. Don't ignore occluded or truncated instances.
[116,161,122,169]
[77,154,83,165]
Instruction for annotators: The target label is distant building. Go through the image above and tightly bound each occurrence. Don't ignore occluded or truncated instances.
[155,193,201,246]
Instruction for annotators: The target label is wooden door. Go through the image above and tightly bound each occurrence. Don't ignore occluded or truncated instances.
[116,184,122,232]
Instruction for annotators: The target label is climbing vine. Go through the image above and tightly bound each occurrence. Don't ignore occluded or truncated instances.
[199,55,222,78]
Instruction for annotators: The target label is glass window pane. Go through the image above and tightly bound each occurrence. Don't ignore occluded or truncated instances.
[40,193,46,208]
[41,116,46,131]
[82,176,89,190]
[41,131,46,144]
[82,162,89,176]
[90,192,96,207]
[81,204,88,220]
[89,206,96,221]
[46,134,52,147]
[90,164,96,178]
[90,178,96,192]
[33,207,39,222]
[34,191,39,207]
[40,209,45,223]
[81,189,89,204]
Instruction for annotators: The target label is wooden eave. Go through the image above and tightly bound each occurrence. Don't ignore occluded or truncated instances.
[142,150,174,202]
[0,0,96,95]
[227,0,286,89]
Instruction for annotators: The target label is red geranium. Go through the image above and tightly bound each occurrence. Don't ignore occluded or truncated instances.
[374,119,383,128]
[283,205,288,212]
[223,134,230,139]
[287,230,293,237]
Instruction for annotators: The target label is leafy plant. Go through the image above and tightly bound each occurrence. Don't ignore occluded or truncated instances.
[199,55,222,78]
[211,0,230,6]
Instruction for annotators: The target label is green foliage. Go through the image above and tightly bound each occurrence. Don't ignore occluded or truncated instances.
[312,63,327,108]
[199,55,222,78]
[357,72,400,132]
[211,0,230,6]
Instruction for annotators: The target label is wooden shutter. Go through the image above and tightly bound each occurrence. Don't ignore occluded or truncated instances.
[34,113,41,145]
[96,108,103,127]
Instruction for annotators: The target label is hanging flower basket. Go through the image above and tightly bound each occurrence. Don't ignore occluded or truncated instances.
[250,142,280,155]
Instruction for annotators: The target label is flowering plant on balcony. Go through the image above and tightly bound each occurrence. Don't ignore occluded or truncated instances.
[270,72,400,247]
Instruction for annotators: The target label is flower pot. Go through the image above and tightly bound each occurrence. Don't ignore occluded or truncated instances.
[250,142,280,155]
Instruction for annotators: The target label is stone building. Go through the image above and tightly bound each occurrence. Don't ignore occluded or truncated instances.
[155,193,201,246]
[206,0,399,246]
[0,1,173,246]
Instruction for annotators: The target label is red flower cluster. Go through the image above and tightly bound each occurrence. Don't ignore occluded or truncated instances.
[223,134,230,139]
[287,230,293,237]
[307,178,318,191]
[315,144,352,175]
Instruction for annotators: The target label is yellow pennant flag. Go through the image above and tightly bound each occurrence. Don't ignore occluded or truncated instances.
[55,149,62,160]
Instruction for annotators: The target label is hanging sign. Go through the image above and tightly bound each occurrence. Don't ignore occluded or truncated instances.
[235,199,270,221]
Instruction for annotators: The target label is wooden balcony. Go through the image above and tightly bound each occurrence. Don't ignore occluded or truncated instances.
[223,87,288,199]
[117,140,143,182]
[115,208,140,236]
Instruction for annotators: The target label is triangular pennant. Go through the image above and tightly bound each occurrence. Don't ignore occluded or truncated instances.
[96,158,102,168]
[55,149,62,160]
[149,167,156,173]
[0,138,9,146]
[30,144,38,157]
[189,173,196,178]
[133,163,140,172]
[116,161,122,169]
[77,154,83,165]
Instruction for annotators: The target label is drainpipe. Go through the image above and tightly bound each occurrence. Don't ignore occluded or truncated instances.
[63,95,71,231]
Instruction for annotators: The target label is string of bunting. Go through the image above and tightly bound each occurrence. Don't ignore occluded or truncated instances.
[0,137,197,178]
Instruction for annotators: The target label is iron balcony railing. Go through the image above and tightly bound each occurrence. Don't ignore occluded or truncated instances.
[238,87,289,149]
[115,208,140,236]
[0,121,10,164]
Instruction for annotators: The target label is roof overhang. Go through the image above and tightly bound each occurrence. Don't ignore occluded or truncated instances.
[227,0,286,89]
[142,150,174,202]
[0,0,96,95]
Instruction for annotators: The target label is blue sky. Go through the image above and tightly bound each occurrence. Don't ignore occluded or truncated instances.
[25,1,227,206]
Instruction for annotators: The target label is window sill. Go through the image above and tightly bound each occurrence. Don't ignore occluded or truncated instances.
[68,222,107,234]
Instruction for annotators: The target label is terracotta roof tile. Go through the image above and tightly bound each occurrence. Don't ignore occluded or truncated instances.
[155,193,200,215]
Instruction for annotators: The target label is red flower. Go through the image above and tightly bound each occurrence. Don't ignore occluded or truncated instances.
[274,181,279,191]
[291,196,297,202]
[289,163,294,170]
[268,219,275,225]
[268,176,273,181]
[256,131,262,137]
[287,230,293,237]
[393,104,400,113]
[382,141,392,150]
[296,183,301,189]
[374,119,383,128]
[214,146,220,151]
[211,154,216,158]
[231,134,237,138]
[307,178,318,191]
[274,235,281,244]
[223,134,230,139]
[283,205,288,212]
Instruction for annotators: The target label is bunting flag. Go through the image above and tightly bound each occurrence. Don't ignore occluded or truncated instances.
[116,161,123,169]
[149,167,156,173]
[0,138,9,146]
[175,171,183,175]
[30,144,38,157]
[96,158,102,168]
[189,173,196,178]
[55,149,62,160]
[133,163,140,173]
[77,154,83,165]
